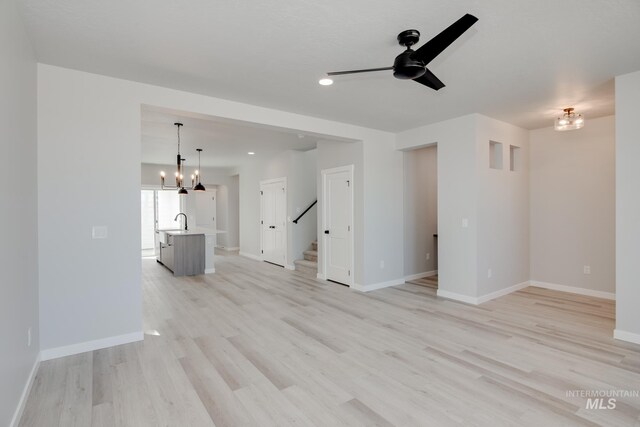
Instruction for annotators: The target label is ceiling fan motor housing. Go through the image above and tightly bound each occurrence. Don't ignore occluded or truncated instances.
[393,50,426,80]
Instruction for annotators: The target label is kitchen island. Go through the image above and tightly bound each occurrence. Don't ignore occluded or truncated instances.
[157,228,223,276]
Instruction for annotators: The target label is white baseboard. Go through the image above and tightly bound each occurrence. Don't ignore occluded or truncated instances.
[476,281,530,304]
[530,280,615,300]
[40,331,143,361]
[217,246,239,251]
[351,278,404,292]
[438,279,615,306]
[614,329,640,345]
[285,264,295,271]
[239,251,262,262]
[404,270,437,281]
[436,289,479,305]
[10,353,41,427]
[316,273,327,280]
[204,268,215,274]
[438,282,529,305]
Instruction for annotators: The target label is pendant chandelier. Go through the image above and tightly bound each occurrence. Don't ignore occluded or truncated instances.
[160,123,206,194]
[554,107,584,131]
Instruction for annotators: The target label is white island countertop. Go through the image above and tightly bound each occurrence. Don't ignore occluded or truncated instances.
[160,228,227,236]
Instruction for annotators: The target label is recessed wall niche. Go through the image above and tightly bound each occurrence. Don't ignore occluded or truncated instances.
[510,145,521,171]
[489,140,503,170]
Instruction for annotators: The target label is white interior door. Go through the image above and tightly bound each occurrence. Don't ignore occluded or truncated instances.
[322,166,353,285]
[260,178,286,266]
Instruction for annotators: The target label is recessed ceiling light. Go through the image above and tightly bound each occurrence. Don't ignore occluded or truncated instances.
[318,78,333,86]
[248,151,255,155]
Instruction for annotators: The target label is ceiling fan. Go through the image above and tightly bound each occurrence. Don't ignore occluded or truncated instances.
[325,13,478,91]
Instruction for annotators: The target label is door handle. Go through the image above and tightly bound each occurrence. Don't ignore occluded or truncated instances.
[270,225,276,229]
[324,230,330,234]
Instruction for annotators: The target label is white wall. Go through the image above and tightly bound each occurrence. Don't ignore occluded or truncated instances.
[398,114,530,300]
[403,146,438,276]
[226,175,240,249]
[37,63,404,355]
[362,138,405,286]
[38,73,144,353]
[615,70,640,342]
[0,1,39,425]
[475,115,530,296]
[398,115,479,298]
[141,163,240,248]
[238,149,317,267]
[530,115,615,294]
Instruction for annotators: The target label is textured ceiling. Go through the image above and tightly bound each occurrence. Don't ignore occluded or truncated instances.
[141,107,331,169]
[20,0,640,131]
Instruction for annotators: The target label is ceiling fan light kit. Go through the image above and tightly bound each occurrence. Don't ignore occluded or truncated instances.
[554,107,584,131]
[324,13,478,91]
[160,122,207,194]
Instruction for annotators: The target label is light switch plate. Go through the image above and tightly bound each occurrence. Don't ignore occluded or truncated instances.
[92,226,108,239]
[462,218,469,228]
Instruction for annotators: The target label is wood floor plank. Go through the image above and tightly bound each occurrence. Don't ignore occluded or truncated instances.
[17,251,640,426]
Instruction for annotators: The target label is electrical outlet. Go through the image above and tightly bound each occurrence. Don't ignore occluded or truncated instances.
[488,268,492,278]
[583,265,591,274]
[426,253,430,261]
[462,218,469,228]
[27,327,32,347]
[379,260,385,269]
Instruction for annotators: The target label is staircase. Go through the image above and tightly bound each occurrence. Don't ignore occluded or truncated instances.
[294,240,317,278]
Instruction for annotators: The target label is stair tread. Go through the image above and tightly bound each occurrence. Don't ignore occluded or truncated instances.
[303,250,318,256]
[294,259,318,267]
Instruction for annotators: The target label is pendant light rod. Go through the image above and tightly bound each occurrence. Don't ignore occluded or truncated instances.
[175,123,183,188]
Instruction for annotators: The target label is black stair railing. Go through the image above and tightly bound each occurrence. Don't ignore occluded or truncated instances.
[293,200,317,224]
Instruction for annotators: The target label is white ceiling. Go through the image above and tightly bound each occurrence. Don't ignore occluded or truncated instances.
[141,107,331,169]
[20,0,640,131]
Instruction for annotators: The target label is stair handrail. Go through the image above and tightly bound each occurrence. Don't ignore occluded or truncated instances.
[293,200,317,224]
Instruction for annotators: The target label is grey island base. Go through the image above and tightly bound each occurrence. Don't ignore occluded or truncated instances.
[156,228,225,276]
[158,232,205,276]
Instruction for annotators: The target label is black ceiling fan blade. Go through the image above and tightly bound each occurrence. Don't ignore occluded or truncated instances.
[327,67,393,76]
[413,68,445,90]
[413,14,478,66]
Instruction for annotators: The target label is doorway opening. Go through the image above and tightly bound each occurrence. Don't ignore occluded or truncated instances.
[403,144,439,289]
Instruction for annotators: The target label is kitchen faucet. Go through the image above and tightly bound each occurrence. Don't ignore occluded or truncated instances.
[174,213,188,231]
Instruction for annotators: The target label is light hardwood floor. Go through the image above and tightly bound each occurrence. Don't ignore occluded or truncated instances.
[19,252,640,426]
